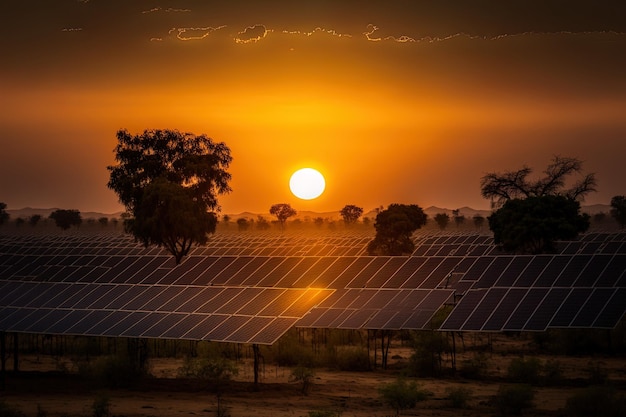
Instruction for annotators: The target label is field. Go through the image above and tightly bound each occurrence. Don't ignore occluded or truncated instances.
[2,332,626,417]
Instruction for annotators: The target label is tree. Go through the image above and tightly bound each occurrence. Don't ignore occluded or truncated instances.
[472,214,485,231]
[434,213,450,230]
[367,204,427,255]
[0,202,9,225]
[98,217,109,227]
[29,214,42,226]
[481,156,596,254]
[107,129,231,264]
[452,209,465,228]
[127,177,218,264]
[480,156,596,209]
[488,195,590,254]
[236,217,250,231]
[340,204,363,225]
[49,209,82,230]
[610,195,626,228]
[269,203,296,229]
[222,214,231,227]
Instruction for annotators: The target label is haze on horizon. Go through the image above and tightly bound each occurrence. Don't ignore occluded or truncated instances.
[1,1,625,215]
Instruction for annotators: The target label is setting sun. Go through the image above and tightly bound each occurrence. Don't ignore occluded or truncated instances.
[289,168,326,200]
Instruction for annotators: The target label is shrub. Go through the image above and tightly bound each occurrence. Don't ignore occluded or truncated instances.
[85,354,145,388]
[493,384,534,416]
[290,366,316,395]
[379,378,430,416]
[459,352,489,379]
[328,346,370,372]
[91,395,111,417]
[542,359,563,386]
[0,401,26,417]
[177,357,238,386]
[445,386,472,409]
[507,357,542,385]
[586,361,609,385]
[565,385,626,417]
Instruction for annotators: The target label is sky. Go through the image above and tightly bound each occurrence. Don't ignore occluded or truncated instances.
[1,1,625,215]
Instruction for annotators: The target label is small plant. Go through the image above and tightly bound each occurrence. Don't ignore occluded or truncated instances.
[0,401,26,417]
[459,352,489,379]
[493,384,534,416]
[307,410,342,417]
[379,377,430,416]
[565,385,626,417]
[91,395,111,417]
[542,359,563,386]
[586,361,609,384]
[445,386,472,409]
[507,357,542,385]
[290,366,316,395]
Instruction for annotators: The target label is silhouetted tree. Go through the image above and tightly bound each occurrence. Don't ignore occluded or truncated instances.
[488,195,589,254]
[593,212,607,224]
[452,209,465,228]
[472,214,485,230]
[480,156,596,209]
[434,213,450,230]
[29,214,42,226]
[107,129,231,264]
[49,209,82,230]
[340,204,364,225]
[237,217,250,231]
[367,204,427,255]
[15,217,25,227]
[222,214,231,227]
[98,217,109,227]
[0,202,9,225]
[256,215,270,230]
[269,203,297,229]
[313,217,324,227]
[610,195,626,228]
[482,156,596,254]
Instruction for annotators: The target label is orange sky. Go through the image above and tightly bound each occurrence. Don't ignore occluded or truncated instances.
[1,1,626,215]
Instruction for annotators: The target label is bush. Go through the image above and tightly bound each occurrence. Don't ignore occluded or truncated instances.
[328,346,370,372]
[177,357,238,386]
[507,357,542,385]
[445,386,472,409]
[459,353,489,379]
[565,385,626,417]
[542,359,563,386]
[493,384,534,416]
[290,366,316,395]
[84,354,145,388]
[91,396,111,417]
[0,401,26,417]
[379,378,430,416]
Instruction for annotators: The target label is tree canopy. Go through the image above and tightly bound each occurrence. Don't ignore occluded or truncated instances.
[107,129,231,264]
[610,195,626,229]
[0,202,9,225]
[269,203,297,229]
[367,204,427,255]
[480,156,596,208]
[340,204,364,225]
[434,213,450,230]
[49,209,82,230]
[481,156,596,254]
[488,195,590,254]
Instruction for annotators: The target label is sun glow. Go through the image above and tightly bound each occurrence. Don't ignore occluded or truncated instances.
[289,168,326,200]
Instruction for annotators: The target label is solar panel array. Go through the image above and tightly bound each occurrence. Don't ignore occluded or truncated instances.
[1,229,625,344]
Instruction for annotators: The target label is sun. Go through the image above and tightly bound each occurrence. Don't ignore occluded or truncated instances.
[289,168,326,200]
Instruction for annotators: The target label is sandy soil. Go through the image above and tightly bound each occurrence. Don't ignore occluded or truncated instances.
[2,342,626,417]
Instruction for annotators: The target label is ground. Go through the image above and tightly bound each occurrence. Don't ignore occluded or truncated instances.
[2,336,626,417]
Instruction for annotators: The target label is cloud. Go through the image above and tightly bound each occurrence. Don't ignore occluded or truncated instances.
[142,7,191,14]
[363,24,414,43]
[168,25,226,41]
[281,27,351,39]
[235,24,272,44]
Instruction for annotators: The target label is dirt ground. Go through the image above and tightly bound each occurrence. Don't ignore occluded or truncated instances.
[2,340,626,417]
